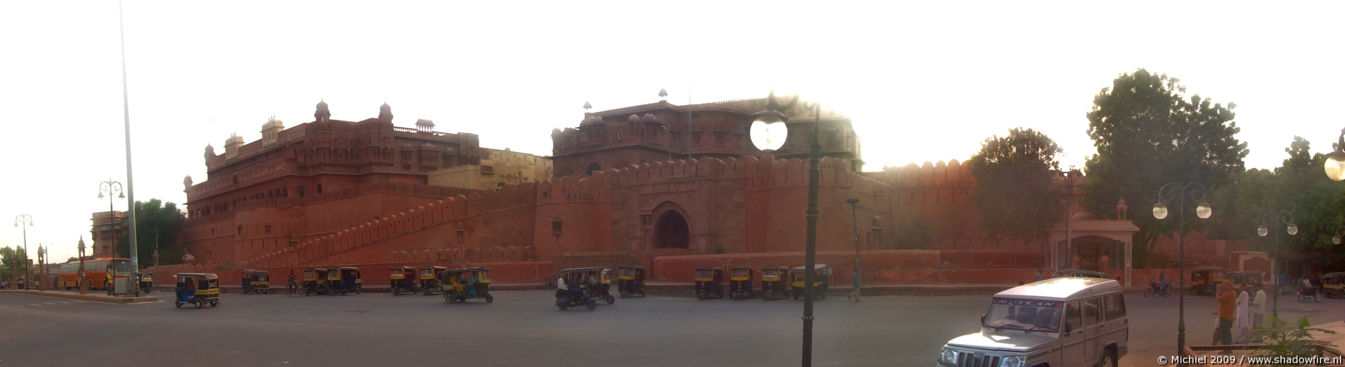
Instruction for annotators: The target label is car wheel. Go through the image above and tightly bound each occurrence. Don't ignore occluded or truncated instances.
[175,302,182,308]
[1100,350,1117,367]
[485,293,494,304]
[558,303,568,311]
[605,295,615,305]
[586,302,596,311]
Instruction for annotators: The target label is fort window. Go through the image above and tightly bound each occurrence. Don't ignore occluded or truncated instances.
[654,211,690,249]
[237,226,242,235]
[316,184,322,194]
[265,225,272,234]
[297,186,305,197]
[586,163,601,176]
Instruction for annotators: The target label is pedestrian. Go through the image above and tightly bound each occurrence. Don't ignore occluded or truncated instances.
[1252,285,1267,332]
[1214,281,1237,346]
[1234,288,1250,343]
[1035,269,1042,282]
[848,269,861,302]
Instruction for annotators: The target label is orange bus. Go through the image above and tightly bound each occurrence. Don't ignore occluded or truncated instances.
[57,258,132,290]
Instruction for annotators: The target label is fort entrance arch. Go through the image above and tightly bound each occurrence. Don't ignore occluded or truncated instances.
[651,202,690,249]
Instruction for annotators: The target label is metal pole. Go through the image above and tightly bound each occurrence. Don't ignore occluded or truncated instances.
[118,0,141,297]
[802,103,820,367]
[848,198,861,297]
[1064,172,1073,270]
[1272,233,1279,318]
[1176,193,1186,357]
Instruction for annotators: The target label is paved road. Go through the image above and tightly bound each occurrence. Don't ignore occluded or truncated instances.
[1,290,1341,366]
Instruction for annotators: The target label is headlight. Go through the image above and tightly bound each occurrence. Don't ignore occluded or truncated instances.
[1000,355,1024,367]
[940,348,958,363]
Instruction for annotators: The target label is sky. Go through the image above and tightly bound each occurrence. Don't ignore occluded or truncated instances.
[1,0,1343,262]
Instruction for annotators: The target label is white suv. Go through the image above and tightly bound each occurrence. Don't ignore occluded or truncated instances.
[937,277,1128,367]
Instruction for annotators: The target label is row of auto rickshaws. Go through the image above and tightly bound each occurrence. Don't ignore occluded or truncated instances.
[694,264,833,301]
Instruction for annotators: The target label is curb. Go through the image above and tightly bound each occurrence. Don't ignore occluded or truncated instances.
[0,289,158,304]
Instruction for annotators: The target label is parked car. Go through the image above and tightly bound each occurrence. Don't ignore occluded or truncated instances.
[938,277,1128,367]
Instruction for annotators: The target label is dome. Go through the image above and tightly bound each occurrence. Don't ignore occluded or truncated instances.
[378,102,393,121]
[263,116,283,129]
[642,113,658,122]
[226,134,244,145]
[627,114,642,122]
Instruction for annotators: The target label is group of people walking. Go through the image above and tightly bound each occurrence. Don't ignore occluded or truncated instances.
[1214,280,1267,345]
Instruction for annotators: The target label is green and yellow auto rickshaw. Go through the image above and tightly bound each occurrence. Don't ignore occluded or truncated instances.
[241,269,270,294]
[760,266,789,301]
[327,266,361,295]
[138,272,154,293]
[695,266,724,300]
[420,265,448,295]
[617,265,646,298]
[1226,271,1264,294]
[302,268,329,296]
[729,265,755,300]
[173,273,220,308]
[1189,266,1225,296]
[1322,272,1345,298]
[440,267,493,303]
[390,266,417,295]
[790,264,832,301]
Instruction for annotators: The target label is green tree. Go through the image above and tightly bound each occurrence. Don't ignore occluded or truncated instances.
[115,199,187,268]
[1,246,30,282]
[1266,137,1345,274]
[1081,69,1249,261]
[966,128,1065,242]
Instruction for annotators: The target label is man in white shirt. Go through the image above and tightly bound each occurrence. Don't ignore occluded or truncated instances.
[1252,285,1267,332]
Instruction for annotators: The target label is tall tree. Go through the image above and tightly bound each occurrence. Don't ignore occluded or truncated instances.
[1081,69,1249,262]
[1,246,29,282]
[115,199,187,268]
[966,128,1065,242]
[1266,138,1345,274]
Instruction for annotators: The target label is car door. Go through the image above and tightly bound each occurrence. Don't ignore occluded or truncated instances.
[1060,301,1087,366]
[1083,297,1104,364]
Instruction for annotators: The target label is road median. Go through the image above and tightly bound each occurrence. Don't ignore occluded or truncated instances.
[0,289,158,304]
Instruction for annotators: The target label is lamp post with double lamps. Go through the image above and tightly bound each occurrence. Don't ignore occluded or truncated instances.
[1151,181,1213,356]
[14,214,33,289]
[1323,128,1345,181]
[1256,210,1297,317]
[749,91,825,366]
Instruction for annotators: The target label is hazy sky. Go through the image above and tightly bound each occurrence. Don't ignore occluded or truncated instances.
[2,1,1342,262]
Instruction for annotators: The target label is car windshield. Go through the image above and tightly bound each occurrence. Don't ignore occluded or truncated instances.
[982,298,1062,332]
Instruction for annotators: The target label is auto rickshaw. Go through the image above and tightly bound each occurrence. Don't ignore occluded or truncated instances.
[617,265,646,298]
[1226,271,1264,293]
[138,272,154,293]
[1322,272,1345,298]
[1189,266,1225,296]
[554,268,598,311]
[729,265,755,300]
[302,268,329,296]
[173,273,220,308]
[390,266,417,295]
[790,264,832,301]
[760,266,790,301]
[441,267,494,303]
[420,265,448,295]
[327,266,361,295]
[241,269,270,294]
[694,266,724,300]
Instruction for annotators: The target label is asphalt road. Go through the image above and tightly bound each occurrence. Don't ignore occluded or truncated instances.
[1,290,1341,366]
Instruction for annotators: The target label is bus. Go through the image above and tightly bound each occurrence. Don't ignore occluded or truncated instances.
[57,258,132,290]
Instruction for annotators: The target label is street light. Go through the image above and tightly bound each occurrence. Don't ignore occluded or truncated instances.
[750,91,824,366]
[1256,209,1296,317]
[14,214,33,289]
[1152,181,1212,356]
[1323,128,1345,181]
[99,179,125,260]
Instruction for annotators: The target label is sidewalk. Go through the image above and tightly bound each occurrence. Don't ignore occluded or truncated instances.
[644,282,1022,298]
[0,289,158,304]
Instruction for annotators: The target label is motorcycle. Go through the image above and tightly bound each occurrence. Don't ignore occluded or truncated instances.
[1144,281,1172,297]
[1297,286,1323,303]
